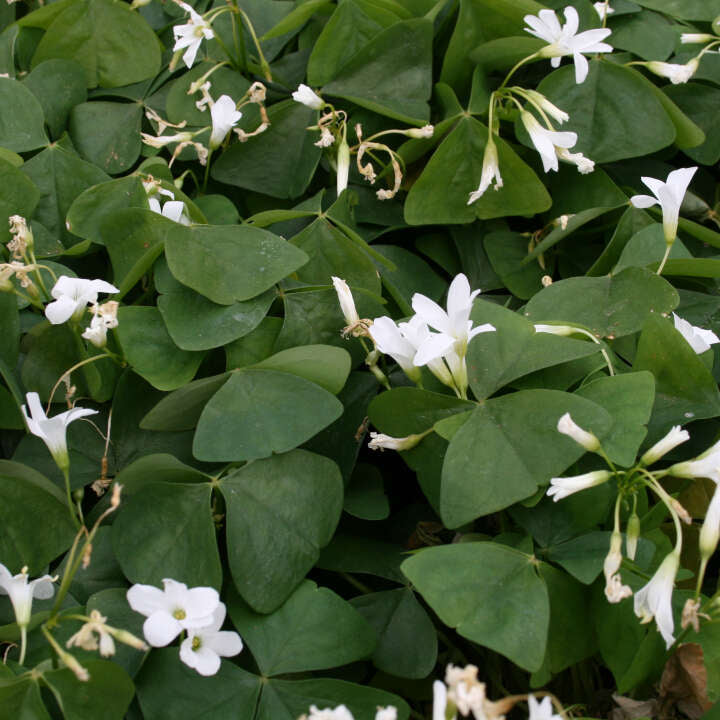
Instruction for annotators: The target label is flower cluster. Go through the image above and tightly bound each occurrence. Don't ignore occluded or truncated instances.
[127,578,243,676]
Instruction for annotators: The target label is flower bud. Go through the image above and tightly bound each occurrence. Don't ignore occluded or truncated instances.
[405,124,434,139]
[626,512,640,560]
[641,425,690,466]
[368,431,428,452]
[681,33,715,44]
[336,139,350,197]
[556,412,600,452]
[331,276,359,328]
[699,485,720,561]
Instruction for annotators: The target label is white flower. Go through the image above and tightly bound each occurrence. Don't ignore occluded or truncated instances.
[369,316,422,381]
[645,59,699,85]
[332,276,360,328]
[468,139,503,204]
[21,392,98,472]
[556,147,595,174]
[603,531,632,603]
[374,709,397,720]
[82,301,119,348]
[556,412,600,452]
[699,481,720,559]
[524,6,613,83]
[672,313,720,354]
[303,705,355,720]
[368,432,425,452]
[445,664,487,718]
[522,90,570,124]
[336,139,350,197]
[292,84,324,110]
[45,276,118,325]
[210,95,242,149]
[433,680,452,720]
[547,470,611,501]
[153,199,191,225]
[634,550,680,649]
[0,564,55,627]
[66,610,116,657]
[641,425,690,466]
[593,2,614,20]
[127,579,219,647]
[179,602,243,676]
[528,695,562,720]
[173,2,214,69]
[406,125,435,139]
[681,33,715,44]
[520,112,578,174]
[630,167,697,244]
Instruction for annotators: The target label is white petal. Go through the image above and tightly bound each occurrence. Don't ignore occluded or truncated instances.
[205,630,243,657]
[183,585,220,621]
[29,576,55,600]
[182,643,222,676]
[412,293,452,335]
[629,194,659,209]
[143,611,182,647]
[413,332,456,367]
[127,584,170,617]
[573,51,589,84]
[45,296,79,325]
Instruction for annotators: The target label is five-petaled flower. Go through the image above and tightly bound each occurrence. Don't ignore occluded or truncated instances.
[210,95,243,149]
[173,1,215,69]
[21,392,98,473]
[0,563,55,628]
[524,6,613,84]
[45,276,119,325]
[179,602,243,676]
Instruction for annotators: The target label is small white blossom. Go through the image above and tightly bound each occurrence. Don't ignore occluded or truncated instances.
[292,84,324,110]
[522,90,570,124]
[45,276,118,325]
[173,2,215,69]
[179,602,243,676]
[556,412,600,452]
[645,59,699,85]
[0,564,55,627]
[468,139,503,204]
[332,277,360,328]
[21,392,98,472]
[336,139,350,197]
[556,147,595,174]
[150,198,191,225]
[672,313,720,354]
[127,579,219,647]
[210,95,242,149]
[520,112,578,174]
[681,33,715,44]
[524,5,613,83]
[66,610,116,657]
[547,470,611,501]
[368,432,425,452]
[630,167,697,244]
[301,705,354,720]
[593,2,614,20]
[634,550,680,649]
[641,425,690,466]
[528,695,563,720]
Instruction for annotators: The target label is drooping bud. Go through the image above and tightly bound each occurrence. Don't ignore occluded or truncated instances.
[556,412,600,452]
[626,511,641,560]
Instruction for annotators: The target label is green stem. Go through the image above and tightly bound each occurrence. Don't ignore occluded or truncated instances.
[19,625,27,665]
[498,52,540,91]
[235,7,272,81]
[46,353,112,410]
[656,242,672,276]
[202,148,214,193]
[62,468,81,529]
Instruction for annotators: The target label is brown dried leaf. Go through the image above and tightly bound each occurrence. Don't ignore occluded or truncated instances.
[659,643,713,719]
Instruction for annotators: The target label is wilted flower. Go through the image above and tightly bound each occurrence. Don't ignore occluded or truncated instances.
[547,470,611,501]
[21,392,98,473]
[66,610,116,657]
[292,84,324,110]
[634,550,680,649]
[645,59,699,84]
[210,95,242,149]
[468,138,503,204]
[603,531,632,603]
[699,480,720,561]
[45,276,118,325]
[672,313,720,354]
[555,147,595,174]
[127,579,219,647]
[0,563,55,628]
[406,125,434,139]
[556,412,600,452]
[524,5,613,83]
[315,127,335,148]
[82,301,119,348]
[520,112,578,174]
[179,602,243,676]
[368,431,427,452]
[173,1,215,69]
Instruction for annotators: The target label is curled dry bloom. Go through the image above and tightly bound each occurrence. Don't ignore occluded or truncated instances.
[603,531,632,603]
[630,166,697,244]
[21,392,98,473]
[45,275,119,325]
[524,5,613,83]
[547,469,611,501]
[634,550,680,649]
[645,59,699,85]
[406,124,434,139]
[0,563,55,627]
[555,147,595,174]
[127,578,219,647]
[556,412,600,452]
[179,602,243,676]
[672,313,720,354]
[66,610,117,657]
[292,84,324,110]
[172,1,214,69]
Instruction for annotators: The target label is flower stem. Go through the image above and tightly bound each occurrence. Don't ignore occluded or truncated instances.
[19,625,27,665]
[63,468,82,530]
[656,242,672,276]
[498,52,540,91]
[46,353,112,410]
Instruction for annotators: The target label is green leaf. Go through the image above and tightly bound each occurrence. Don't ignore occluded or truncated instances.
[0,460,77,574]
[318,533,406,583]
[227,580,375,675]
[614,223,692,274]
[261,0,331,40]
[113,454,209,495]
[665,83,720,165]
[165,224,308,305]
[306,0,382,87]
[404,117,551,225]
[258,678,409,720]
[211,100,322,199]
[350,588,437,679]
[157,285,274,352]
[322,18,432,124]
[23,59,87,140]
[441,390,613,527]
[69,101,142,174]
[467,300,602,401]
[32,0,161,88]
[633,314,720,440]
[0,77,48,151]
[253,345,350,394]
[633,0,720,20]
[135,649,261,720]
[194,369,343,462]
[402,542,549,672]
[21,144,109,248]
[344,464,389,520]
[536,59,676,162]
[610,9,675,61]
[0,157,39,247]
[523,267,679,339]
[484,230,549,300]
[43,660,134,719]
[219,450,343,612]
[0,677,50,719]
[574,372,655,467]
[112,481,222,588]
[116,307,204,391]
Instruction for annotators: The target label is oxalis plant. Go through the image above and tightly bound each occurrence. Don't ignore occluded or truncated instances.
[2,0,720,717]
